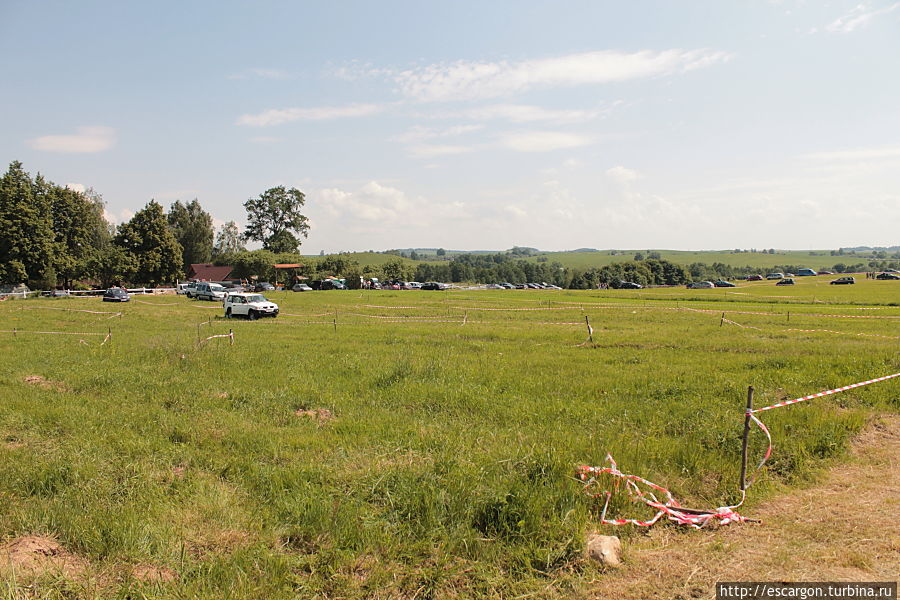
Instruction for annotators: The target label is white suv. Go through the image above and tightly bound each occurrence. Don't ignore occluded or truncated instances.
[192,282,227,301]
[224,293,279,320]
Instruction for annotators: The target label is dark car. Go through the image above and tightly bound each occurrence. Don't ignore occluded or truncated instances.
[830,276,855,285]
[746,275,764,281]
[253,282,275,292]
[775,278,795,286]
[618,281,643,289]
[876,272,900,280]
[103,288,130,302]
[420,282,448,290]
[714,280,736,288]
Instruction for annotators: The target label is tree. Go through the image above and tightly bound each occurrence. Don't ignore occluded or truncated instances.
[243,186,310,252]
[114,200,183,286]
[47,185,110,287]
[168,199,213,271]
[436,248,446,257]
[213,221,245,257]
[0,162,56,286]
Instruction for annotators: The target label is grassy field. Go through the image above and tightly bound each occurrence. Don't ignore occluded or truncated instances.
[1,279,898,598]
[326,249,883,272]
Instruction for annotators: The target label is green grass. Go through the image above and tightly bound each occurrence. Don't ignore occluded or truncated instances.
[1,283,898,598]
[325,249,885,272]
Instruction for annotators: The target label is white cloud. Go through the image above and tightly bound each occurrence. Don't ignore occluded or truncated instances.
[250,136,281,144]
[504,204,528,218]
[103,208,134,225]
[606,165,640,185]
[64,183,86,193]
[228,68,291,80]
[236,104,381,126]
[458,104,604,123]
[318,181,413,223]
[499,131,592,152]
[825,2,900,33]
[391,49,732,102]
[392,124,484,144]
[28,126,116,153]
[408,144,474,158]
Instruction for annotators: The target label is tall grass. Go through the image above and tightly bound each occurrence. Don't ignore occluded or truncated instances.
[0,283,897,598]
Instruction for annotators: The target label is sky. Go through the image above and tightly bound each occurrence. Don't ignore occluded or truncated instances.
[1,1,899,254]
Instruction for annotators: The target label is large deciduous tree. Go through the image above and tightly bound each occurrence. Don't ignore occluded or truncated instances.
[167,199,213,271]
[243,186,309,253]
[114,200,183,286]
[0,162,56,286]
[213,221,245,257]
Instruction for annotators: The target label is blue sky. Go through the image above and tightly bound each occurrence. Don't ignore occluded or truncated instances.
[1,1,898,253]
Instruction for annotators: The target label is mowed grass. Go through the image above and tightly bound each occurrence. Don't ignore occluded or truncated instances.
[1,282,898,599]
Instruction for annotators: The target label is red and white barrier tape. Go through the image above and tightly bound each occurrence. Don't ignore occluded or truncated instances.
[744,372,900,486]
[199,331,234,345]
[23,306,121,316]
[723,319,899,339]
[576,455,746,529]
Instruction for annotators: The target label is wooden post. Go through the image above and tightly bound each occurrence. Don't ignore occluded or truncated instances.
[197,321,201,344]
[229,328,234,345]
[333,317,337,333]
[739,385,754,492]
[13,327,16,338]
[787,311,790,323]
[585,315,593,343]
[720,312,725,327]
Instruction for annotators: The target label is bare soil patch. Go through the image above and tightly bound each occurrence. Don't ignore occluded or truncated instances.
[23,375,67,392]
[0,535,88,579]
[294,408,334,423]
[587,415,900,599]
[130,563,177,583]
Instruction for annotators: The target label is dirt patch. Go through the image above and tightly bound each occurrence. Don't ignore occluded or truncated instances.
[0,535,89,579]
[587,414,900,599]
[130,563,177,583]
[294,408,334,423]
[23,375,67,392]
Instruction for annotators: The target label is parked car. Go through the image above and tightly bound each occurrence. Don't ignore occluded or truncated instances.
[193,282,227,301]
[176,283,190,295]
[41,289,70,297]
[687,281,715,289]
[875,272,900,280]
[714,280,736,288]
[747,275,764,281]
[817,271,834,275]
[775,278,795,286]
[292,283,313,291]
[103,287,130,302]
[420,282,448,290]
[796,268,817,277]
[252,282,275,292]
[830,276,855,285]
[766,273,785,280]
[224,293,279,320]
[618,281,643,289]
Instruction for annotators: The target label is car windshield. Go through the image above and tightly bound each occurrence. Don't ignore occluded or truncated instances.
[209,284,225,291]
[246,294,266,303]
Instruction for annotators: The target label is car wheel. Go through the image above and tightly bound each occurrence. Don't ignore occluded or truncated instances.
[248,310,257,321]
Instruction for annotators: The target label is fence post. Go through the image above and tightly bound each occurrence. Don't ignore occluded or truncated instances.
[229,328,234,345]
[720,312,725,327]
[739,385,754,492]
[585,315,593,343]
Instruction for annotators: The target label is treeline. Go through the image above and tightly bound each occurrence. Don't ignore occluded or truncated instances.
[0,161,235,288]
